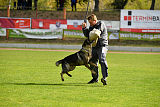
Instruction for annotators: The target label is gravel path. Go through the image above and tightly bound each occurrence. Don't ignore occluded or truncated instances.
[0,48,160,54]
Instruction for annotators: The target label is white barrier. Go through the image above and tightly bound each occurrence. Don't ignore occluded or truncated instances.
[120,10,160,33]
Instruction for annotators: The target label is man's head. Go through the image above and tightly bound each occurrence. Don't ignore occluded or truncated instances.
[87,14,97,26]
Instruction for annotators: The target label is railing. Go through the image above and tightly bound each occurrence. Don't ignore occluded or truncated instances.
[0,5,120,12]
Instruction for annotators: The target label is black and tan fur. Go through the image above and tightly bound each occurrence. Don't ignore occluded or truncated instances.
[55,39,97,81]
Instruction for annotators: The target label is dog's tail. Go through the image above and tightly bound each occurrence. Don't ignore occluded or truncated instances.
[55,60,63,66]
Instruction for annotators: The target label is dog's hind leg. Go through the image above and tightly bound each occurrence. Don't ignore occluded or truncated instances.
[60,72,64,81]
[66,72,72,77]
[60,72,72,81]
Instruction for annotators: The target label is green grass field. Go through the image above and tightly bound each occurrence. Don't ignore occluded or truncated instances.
[0,49,160,107]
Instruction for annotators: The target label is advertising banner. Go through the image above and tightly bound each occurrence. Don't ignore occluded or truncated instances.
[120,10,160,33]
[11,29,63,39]
[32,19,67,29]
[120,32,160,40]
[103,21,120,32]
[0,17,31,29]
[0,28,6,36]
[67,20,83,30]
[109,33,119,39]
[66,20,120,31]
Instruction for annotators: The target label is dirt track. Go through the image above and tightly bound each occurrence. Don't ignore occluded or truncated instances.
[0,48,160,54]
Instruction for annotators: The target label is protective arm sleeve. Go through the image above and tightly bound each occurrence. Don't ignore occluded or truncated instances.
[82,27,90,38]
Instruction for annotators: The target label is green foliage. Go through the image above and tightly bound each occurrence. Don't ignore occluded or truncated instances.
[0,0,18,8]
[0,0,10,6]
[111,0,128,9]
[0,0,159,10]
[0,49,160,106]
[36,0,160,10]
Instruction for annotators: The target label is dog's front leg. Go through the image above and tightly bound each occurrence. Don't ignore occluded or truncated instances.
[85,64,96,75]
[89,62,98,67]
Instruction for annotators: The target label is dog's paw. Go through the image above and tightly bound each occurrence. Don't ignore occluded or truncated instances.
[68,74,72,77]
[62,78,64,81]
[60,73,64,81]
[66,72,72,77]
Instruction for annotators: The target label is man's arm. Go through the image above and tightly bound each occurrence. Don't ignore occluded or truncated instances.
[100,21,108,46]
[100,22,108,38]
[82,22,89,38]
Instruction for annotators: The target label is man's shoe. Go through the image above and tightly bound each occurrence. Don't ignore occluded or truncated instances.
[101,78,107,85]
[88,79,98,84]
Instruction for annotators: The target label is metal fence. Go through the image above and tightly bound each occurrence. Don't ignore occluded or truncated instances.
[0,6,120,21]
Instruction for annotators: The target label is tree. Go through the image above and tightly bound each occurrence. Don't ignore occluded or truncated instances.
[111,0,128,9]
[0,0,9,7]
[150,0,155,10]
[34,0,38,10]
[94,0,99,11]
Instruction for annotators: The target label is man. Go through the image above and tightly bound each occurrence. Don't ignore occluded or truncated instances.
[34,0,38,10]
[82,14,108,85]
[71,0,77,11]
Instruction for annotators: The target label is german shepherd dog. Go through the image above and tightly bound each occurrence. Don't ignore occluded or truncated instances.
[56,39,97,81]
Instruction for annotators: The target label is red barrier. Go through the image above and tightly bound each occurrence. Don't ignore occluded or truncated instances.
[0,18,31,29]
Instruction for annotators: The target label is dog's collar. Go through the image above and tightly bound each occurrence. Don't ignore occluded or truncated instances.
[81,48,90,54]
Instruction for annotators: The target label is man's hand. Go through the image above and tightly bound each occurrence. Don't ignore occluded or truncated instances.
[82,22,87,28]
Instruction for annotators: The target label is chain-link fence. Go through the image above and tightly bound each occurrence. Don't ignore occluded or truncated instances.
[0,7,120,21]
